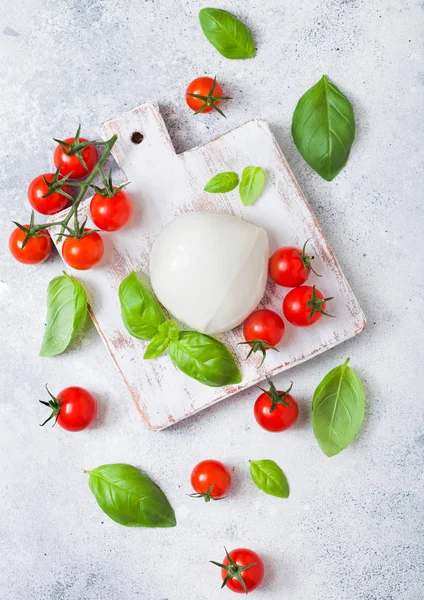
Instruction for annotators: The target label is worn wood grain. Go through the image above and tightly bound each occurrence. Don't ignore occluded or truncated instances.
[49,103,365,430]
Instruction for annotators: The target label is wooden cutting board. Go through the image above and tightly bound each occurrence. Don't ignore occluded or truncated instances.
[49,103,365,430]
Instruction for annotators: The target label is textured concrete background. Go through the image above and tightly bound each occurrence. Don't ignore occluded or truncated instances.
[0,1,423,599]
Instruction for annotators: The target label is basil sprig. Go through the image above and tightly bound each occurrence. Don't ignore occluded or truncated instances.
[119,272,242,387]
[249,460,290,498]
[312,359,365,457]
[204,171,239,193]
[239,166,265,206]
[199,8,255,59]
[292,75,355,181]
[40,273,87,357]
[85,464,176,528]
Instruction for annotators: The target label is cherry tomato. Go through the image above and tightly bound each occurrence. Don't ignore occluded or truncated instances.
[270,239,318,287]
[62,230,104,270]
[90,189,132,232]
[212,548,264,594]
[254,378,299,432]
[27,173,72,215]
[186,76,230,116]
[283,285,333,327]
[241,309,285,364]
[54,137,98,179]
[9,226,52,264]
[40,385,97,431]
[190,460,232,501]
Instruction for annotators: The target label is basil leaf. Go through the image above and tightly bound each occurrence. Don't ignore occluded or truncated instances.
[144,320,179,359]
[168,331,242,387]
[119,271,165,341]
[312,358,365,457]
[40,273,87,357]
[204,171,239,193]
[199,8,255,59]
[292,75,355,181]
[85,464,176,528]
[249,460,289,498]
[239,166,265,206]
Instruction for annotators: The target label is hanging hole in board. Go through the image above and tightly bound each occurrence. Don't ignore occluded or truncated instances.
[131,131,144,144]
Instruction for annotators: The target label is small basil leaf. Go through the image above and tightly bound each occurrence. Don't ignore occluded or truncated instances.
[119,271,165,341]
[144,320,179,359]
[168,331,242,387]
[249,460,289,498]
[312,359,365,457]
[239,166,265,206]
[199,8,255,59]
[86,464,176,528]
[204,171,239,193]
[40,273,87,357]
[292,75,355,181]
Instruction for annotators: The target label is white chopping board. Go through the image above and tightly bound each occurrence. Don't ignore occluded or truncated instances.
[49,103,365,430]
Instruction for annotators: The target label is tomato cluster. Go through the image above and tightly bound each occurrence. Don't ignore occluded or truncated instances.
[9,127,132,270]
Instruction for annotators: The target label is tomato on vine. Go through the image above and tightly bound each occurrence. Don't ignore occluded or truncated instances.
[40,385,97,431]
[190,460,232,502]
[9,213,52,264]
[27,168,73,215]
[54,125,98,179]
[283,285,334,327]
[90,170,132,231]
[254,378,299,432]
[240,309,285,365]
[186,76,231,117]
[211,547,264,594]
[62,228,104,271]
[269,239,320,288]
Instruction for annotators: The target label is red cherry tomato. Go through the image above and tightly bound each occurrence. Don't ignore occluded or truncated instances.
[27,173,71,215]
[90,189,132,232]
[270,240,318,287]
[213,548,264,594]
[186,76,230,116]
[62,230,104,270]
[242,309,285,364]
[190,460,232,501]
[9,226,52,264]
[283,285,333,327]
[54,137,98,179]
[254,379,299,432]
[40,386,97,431]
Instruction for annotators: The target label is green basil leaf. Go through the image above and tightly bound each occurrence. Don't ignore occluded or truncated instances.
[199,8,255,59]
[312,358,365,457]
[168,331,242,387]
[85,464,176,528]
[249,460,289,498]
[239,166,265,206]
[40,273,87,357]
[204,171,239,193]
[292,75,355,181]
[119,271,165,341]
[144,320,179,359]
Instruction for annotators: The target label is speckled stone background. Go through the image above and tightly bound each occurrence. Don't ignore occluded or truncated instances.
[1,1,423,599]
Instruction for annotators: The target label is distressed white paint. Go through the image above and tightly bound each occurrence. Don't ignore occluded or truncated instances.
[49,103,365,430]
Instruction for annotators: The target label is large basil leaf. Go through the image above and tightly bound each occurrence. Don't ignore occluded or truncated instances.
[292,75,355,181]
[119,271,165,341]
[312,359,365,457]
[250,460,289,498]
[40,273,87,357]
[85,464,176,528]
[204,171,239,193]
[239,166,265,206]
[199,8,255,59]
[168,331,242,387]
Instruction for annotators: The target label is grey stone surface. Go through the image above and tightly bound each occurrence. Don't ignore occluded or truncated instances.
[0,1,423,598]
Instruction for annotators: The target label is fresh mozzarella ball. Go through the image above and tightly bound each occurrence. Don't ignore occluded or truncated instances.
[149,211,269,334]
